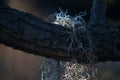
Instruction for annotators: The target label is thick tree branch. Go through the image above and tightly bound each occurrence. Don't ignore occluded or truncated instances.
[0,2,120,62]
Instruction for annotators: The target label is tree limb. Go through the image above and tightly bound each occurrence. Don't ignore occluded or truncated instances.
[90,0,106,25]
[0,2,120,62]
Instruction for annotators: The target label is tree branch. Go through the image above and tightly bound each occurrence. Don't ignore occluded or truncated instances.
[90,0,106,25]
[0,2,120,62]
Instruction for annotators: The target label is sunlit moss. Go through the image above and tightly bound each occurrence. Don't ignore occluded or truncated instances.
[41,10,97,80]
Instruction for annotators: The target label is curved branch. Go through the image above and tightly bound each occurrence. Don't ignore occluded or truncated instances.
[0,2,120,62]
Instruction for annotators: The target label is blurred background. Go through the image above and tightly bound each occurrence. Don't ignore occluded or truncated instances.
[0,0,120,80]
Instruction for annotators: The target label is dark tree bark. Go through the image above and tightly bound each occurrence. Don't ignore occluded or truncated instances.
[0,2,120,62]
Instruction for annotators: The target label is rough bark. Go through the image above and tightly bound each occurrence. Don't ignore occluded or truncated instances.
[0,2,120,62]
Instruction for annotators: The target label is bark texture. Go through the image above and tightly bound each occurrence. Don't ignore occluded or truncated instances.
[0,2,120,62]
